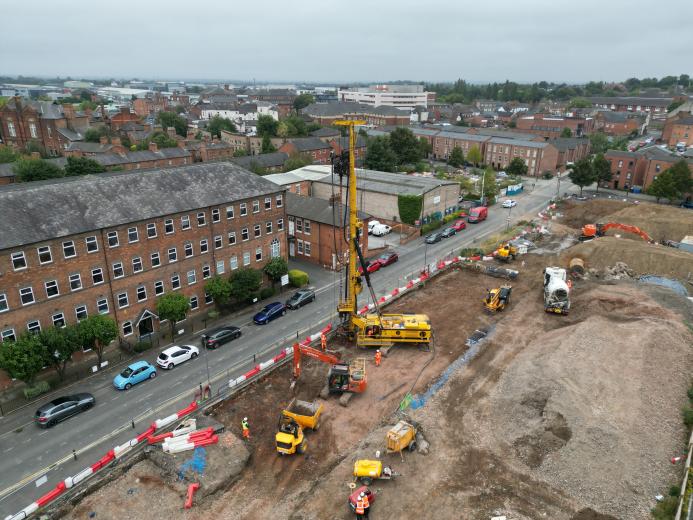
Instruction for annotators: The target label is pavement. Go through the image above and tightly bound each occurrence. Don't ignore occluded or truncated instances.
[0,174,578,517]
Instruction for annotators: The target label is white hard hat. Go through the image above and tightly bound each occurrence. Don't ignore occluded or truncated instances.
[243,417,247,421]
[376,350,380,353]
[360,492,365,497]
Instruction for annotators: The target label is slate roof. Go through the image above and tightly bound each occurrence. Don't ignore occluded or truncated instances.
[673,115,693,125]
[231,152,289,170]
[604,149,640,158]
[548,137,589,151]
[64,142,114,153]
[488,137,550,148]
[310,127,341,138]
[589,96,671,107]
[597,111,645,123]
[333,136,367,149]
[4,99,64,119]
[303,102,407,118]
[312,167,458,196]
[286,137,333,152]
[0,162,282,250]
[286,192,368,226]
[437,131,490,142]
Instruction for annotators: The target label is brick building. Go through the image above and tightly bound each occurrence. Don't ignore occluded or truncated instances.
[110,107,142,130]
[484,137,559,176]
[594,111,648,136]
[548,137,591,171]
[231,152,289,174]
[0,163,287,344]
[286,193,369,270]
[432,131,490,161]
[302,102,410,127]
[247,89,296,119]
[328,136,367,166]
[661,111,693,148]
[515,113,595,139]
[589,96,672,120]
[604,147,693,191]
[279,137,333,165]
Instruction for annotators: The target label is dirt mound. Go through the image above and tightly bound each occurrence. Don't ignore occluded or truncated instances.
[561,237,693,282]
[560,199,631,228]
[571,509,620,520]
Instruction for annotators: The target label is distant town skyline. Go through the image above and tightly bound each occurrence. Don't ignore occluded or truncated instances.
[2,0,692,83]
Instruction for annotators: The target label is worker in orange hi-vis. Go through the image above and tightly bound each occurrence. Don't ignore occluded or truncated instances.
[374,350,382,367]
[241,417,250,440]
[320,333,327,351]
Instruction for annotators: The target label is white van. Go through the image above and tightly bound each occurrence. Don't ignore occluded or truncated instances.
[371,224,392,236]
[367,220,381,235]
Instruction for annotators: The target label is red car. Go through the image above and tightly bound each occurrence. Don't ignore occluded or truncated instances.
[348,486,376,512]
[377,252,399,267]
[358,261,381,274]
[451,219,467,231]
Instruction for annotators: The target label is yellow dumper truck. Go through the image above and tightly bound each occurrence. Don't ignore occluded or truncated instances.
[275,399,323,455]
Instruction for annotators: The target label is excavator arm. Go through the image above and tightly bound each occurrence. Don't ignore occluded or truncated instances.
[293,343,340,380]
[599,223,652,242]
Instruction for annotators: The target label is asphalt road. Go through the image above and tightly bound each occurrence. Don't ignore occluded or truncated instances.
[0,175,577,517]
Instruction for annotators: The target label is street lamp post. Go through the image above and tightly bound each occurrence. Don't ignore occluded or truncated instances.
[556,171,561,200]
[506,204,513,231]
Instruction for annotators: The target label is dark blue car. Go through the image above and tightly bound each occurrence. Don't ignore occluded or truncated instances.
[253,302,287,325]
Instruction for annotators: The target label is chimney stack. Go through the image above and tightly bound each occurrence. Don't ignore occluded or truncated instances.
[148,141,158,152]
[99,136,108,145]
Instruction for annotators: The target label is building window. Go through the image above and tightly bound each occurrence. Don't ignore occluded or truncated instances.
[181,215,191,230]
[216,260,225,274]
[155,280,164,295]
[243,252,250,266]
[190,296,199,310]
[91,267,104,285]
[29,122,38,138]
[202,265,211,279]
[184,242,194,257]
[304,242,311,257]
[271,238,280,258]
[1,328,16,342]
[656,164,661,172]
[45,280,59,298]
[27,320,41,334]
[226,205,234,219]
[212,208,220,222]
[266,221,273,234]
[296,218,303,232]
[242,228,249,241]
[69,273,82,291]
[214,235,223,249]
[7,121,16,137]
[85,236,98,253]
[200,239,209,253]
[227,232,236,245]
[255,247,262,262]
[264,197,271,210]
[107,231,119,248]
[19,287,34,305]
[197,212,206,226]
[97,298,109,314]
[147,223,157,238]
[117,292,129,308]
[137,286,147,301]
[122,321,133,336]
[240,203,247,216]
[304,220,311,235]
[168,247,177,263]
[165,219,174,234]
[187,270,196,285]
[0,293,8,313]
[112,262,124,278]
[127,227,139,243]
[11,251,27,270]
[205,292,213,305]
[151,252,161,267]
[52,312,66,328]
[252,200,260,213]
[132,257,143,273]
[297,240,304,255]
[75,305,88,321]
[38,246,52,264]
[276,194,283,207]
[254,224,261,238]
[277,218,284,231]
[230,256,238,270]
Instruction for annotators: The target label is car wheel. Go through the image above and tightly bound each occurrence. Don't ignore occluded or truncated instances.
[191,352,198,359]
[282,309,287,316]
[124,383,132,390]
[234,331,242,339]
[167,363,174,370]
[149,371,157,379]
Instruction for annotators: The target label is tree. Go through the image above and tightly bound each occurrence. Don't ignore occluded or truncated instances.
[467,145,482,167]
[560,127,573,138]
[261,134,276,153]
[13,158,64,182]
[418,137,432,159]
[668,160,693,197]
[39,325,80,381]
[646,170,677,203]
[568,97,592,109]
[174,105,186,114]
[568,157,597,196]
[482,167,498,201]
[389,127,422,165]
[64,156,106,177]
[144,131,178,149]
[0,333,46,386]
[77,315,118,368]
[263,257,288,288]
[233,149,248,157]
[229,268,263,303]
[0,145,18,163]
[84,126,111,143]
[156,111,188,137]
[205,276,232,306]
[589,132,609,155]
[592,153,612,192]
[79,100,98,111]
[448,146,465,168]
[207,115,236,138]
[293,93,315,112]
[364,136,397,172]
[667,100,685,113]
[257,115,278,137]
[156,293,191,338]
[283,153,312,172]
[506,157,528,177]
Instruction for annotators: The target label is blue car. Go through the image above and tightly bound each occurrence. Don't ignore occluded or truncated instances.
[113,360,157,390]
[253,302,287,325]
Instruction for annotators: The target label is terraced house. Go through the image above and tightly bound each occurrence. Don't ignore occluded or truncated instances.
[0,163,287,344]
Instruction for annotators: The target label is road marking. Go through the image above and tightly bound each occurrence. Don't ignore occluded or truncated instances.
[3,447,13,453]
[110,395,119,402]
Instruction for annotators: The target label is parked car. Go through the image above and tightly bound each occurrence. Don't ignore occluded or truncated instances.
[451,219,467,231]
[156,344,199,370]
[502,199,517,208]
[441,227,456,238]
[425,232,443,244]
[377,251,399,267]
[113,361,156,390]
[203,326,242,349]
[35,393,95,428]
[367,220,381,235]
[358,261,381,274]
[253,302,287,324]
[467,206,488,223]
[286,288,316,310]
[371,224,392,236]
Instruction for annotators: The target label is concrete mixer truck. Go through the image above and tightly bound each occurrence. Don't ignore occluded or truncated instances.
[543,267,570,315]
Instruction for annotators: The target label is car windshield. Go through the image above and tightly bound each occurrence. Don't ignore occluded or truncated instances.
[121,367,134,378]
[158,353,168,360]
[262,306,273,313]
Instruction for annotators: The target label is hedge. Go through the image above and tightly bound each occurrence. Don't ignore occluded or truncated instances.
[397,194,423,225]
[23,380,50,400]
[288,269,309,287]
[259,287,276,300]
[421,220,443,235]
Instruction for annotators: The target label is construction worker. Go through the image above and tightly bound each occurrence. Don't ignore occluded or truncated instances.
[241,417,250,440]
[320,333,327,351]
[355,491,370,519]
[374,349,381,367]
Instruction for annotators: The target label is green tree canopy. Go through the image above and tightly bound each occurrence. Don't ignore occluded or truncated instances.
[205,276,233,306]
[229,268,263,303]
[568,97,592,109]
[589,132,609,154]
[506,157,528,177]
[207,115,237,138]
[283,153,312,172]
[560,127,573,138]
[448,146,465,168]
[39,325,80,381]
[592,153,612,192]
[646,170,678,203]
[293,93,315,112]
[64,156,106,177]
[0,332,46,385]
[156,293,191,338]
[0,145,18,163]
[397,194,423,224]
[668,160,692,197]
[258,115,279,137]
[364,136,398,172]
[174,105,186,114]
[140,131,178,149]
[263,257,288,287]
[568,157,597,196]
[233,149,248,157]
[84,126,111,143]
[482,167,499,201]
[157,111,188,137]
[261,134,277,154]
[467,145,482,167]
[77,315,118,367]
[13,158,64,182]
[389,127,423,165]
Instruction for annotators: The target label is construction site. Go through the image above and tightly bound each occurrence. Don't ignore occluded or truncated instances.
[52,133,693,520]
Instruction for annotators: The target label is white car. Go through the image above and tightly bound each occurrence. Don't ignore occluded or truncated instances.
[367,220,381,235]
[371,224,392,236]
[156,345,199,370]
[502,199,517,208]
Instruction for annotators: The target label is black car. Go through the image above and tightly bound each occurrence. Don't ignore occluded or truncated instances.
[440,227,456,238]
[286,288,316,310]
[35,393,95,428]
[203,326,241,349]
[425,232,443,244]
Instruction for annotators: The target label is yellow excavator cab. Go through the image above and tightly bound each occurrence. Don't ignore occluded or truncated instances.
[497,243,518,262]
[484,285,512,312]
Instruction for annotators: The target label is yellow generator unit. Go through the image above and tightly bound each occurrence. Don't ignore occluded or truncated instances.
[386,420,417,453]
[354,313,431,348]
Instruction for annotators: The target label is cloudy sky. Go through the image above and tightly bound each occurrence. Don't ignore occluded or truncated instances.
[3,0,692,84]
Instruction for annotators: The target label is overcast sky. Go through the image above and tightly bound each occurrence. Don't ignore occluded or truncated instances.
[3,0,692,84]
